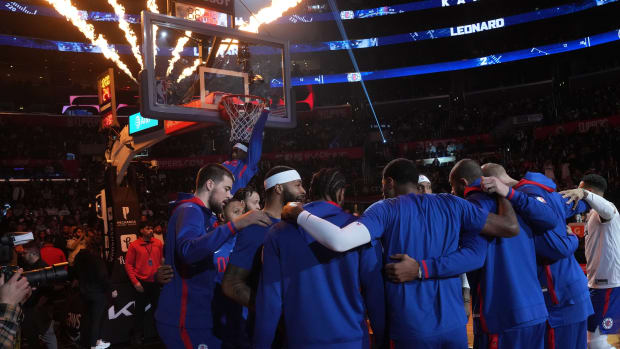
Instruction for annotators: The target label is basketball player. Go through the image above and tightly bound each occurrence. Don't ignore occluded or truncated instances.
[254,168,386,349]
[223,110,269,195]
[481,163,592,349]
[561,175,620,349]
[388,160,554,348]
[418,174,432,194]
[235,187,261,211]
[213,196,250,349]
[222,166,306,310]
[156,164,271,349]
[281,158,519,348]
[412,172,472,319]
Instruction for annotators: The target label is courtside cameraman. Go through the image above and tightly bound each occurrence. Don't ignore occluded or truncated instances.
[0,269,32,349]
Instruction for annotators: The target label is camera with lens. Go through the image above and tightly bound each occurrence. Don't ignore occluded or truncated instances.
[1,263,69,287]
[1,232,69,286]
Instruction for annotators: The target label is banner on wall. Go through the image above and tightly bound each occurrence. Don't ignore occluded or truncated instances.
[152,147,364,169]
[534,115,620,139]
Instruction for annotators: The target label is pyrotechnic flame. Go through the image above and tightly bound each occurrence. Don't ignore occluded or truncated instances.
[44,0,136,82]
[147,0,159,13]
[152,24,160,70]
[238,0,303,33]
[166,31,192,76]
[176,59,202,83]
[107,0,143,69]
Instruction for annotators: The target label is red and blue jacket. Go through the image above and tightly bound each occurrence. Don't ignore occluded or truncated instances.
[155,192,238,331]
[254,201,386,349]
[420,179,549,335]
[513,172,593,327]
[222,110,268,194]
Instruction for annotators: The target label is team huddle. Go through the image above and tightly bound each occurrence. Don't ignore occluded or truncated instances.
[147,156,618,349]
[141,111,620,349]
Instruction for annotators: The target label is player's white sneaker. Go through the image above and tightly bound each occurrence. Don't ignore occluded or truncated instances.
[90,339,110,349]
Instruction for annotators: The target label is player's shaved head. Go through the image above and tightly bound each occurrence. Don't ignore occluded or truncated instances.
[451,159,482,184]
[382,158,420,198]
[481,163,518,187]
[449,159,482,197]
[481,163,506,177]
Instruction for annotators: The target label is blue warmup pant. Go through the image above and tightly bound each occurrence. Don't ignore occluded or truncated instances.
[391,326,467,349]
[474,322,545,349]
[157,321,222,349]
[547,321,587,349]
[588,287,620,335]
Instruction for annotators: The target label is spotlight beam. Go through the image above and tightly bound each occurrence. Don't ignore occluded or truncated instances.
[326,0,386,143]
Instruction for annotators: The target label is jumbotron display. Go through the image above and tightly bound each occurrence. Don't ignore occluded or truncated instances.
[272,28,620,86]
[0,0,616,56]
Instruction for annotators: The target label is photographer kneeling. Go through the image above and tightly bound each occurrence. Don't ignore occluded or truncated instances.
[0,268,31,349]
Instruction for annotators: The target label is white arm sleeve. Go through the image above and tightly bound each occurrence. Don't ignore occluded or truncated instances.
[297,211,371,252]
[460,273,470,289]
[584,190,618,221]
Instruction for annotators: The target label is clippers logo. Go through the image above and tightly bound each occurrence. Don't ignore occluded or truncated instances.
[198,345,209,349]
[122,206,130,220]
[347,73,362,82]
[340,10,354,20]
[602,317,614,330]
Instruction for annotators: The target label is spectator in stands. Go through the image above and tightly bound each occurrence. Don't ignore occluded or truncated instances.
[40,234,67,266]
[66,226,87,265]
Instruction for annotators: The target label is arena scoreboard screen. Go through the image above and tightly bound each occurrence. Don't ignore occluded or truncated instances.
[174,2,229,27]
[97,68,119,129]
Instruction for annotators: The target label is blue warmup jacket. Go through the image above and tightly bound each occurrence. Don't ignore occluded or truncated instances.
[213,234,250,348]
[214,234,236,284]
[222,110,268,194]
[228,215,280,294]
[420,180,550,334]
[155,193,238,330]
[357,193,488,340]
[254,201,386,349]
[513,172,593,327]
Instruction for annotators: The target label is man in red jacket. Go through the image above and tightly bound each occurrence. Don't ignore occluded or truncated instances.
[125,221,163,345]
[40,235,67,266]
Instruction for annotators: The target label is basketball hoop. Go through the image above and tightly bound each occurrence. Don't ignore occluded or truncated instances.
[220,94,267,143]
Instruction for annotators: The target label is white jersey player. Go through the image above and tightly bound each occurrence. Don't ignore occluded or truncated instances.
[561,174,620,349]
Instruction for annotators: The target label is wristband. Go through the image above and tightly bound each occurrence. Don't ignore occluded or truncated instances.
[506,187,515,200]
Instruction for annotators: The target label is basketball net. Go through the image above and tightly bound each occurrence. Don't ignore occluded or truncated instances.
[220,94,267,143]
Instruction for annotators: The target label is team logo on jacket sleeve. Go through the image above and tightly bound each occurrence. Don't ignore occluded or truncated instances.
[602,317,614,330]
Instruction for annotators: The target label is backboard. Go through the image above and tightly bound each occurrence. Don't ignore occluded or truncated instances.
[140,11,294,128]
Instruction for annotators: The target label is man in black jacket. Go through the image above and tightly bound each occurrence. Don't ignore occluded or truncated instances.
[19,242,57,349]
